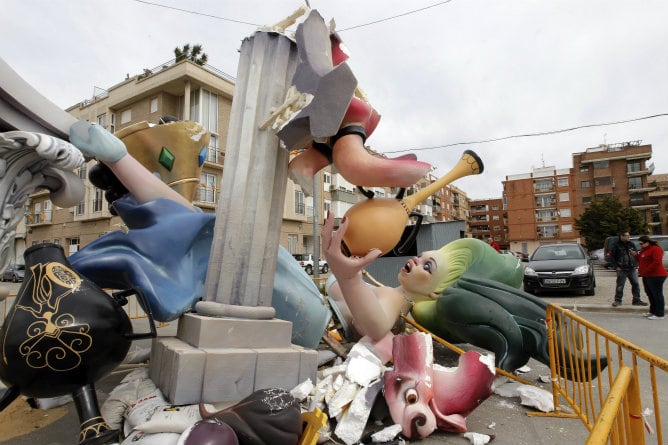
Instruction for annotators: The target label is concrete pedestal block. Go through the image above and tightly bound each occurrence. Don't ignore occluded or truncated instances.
[177,313,293,348]
[201,348,258,402]
[150,318,319,404]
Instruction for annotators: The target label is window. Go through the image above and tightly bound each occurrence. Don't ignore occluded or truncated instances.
[78,163,87,180]
[67,237,80,255]
[43,200,52,222]
[97,113,106,128]
[581,180,590,188]
[491,205,499,211]
[593,160,609,169]
[287,234,298,253]
[561,224,573,233]
[53,239,61,245]
[76,201,85,215]
[150,97,158,113]
[121,109,132,124]
[199,173,216,203]
[628,176,642,190]
[295,190,305,214]
[206,135,219,163]
[93,189,104,212]
[559,192,570,202]
[560,208,571,218]
[324,200,331,215]
[110,113,115,133]
[492,215,499,220]
[594,176,612,186]
[582,196,592,204]
[558,177,569,187]
[579,165,590,172]
[627,160,641,173]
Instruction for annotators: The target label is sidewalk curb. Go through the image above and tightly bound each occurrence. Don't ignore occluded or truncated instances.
[555,303,651,314]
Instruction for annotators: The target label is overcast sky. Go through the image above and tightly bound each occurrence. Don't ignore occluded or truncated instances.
[3,0,667,199]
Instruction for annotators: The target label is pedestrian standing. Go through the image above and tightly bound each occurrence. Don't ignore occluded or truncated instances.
[636,235,666,320]
[610,231,648,307]
[486,236,501,253]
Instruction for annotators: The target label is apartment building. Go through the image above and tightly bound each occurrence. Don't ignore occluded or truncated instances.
[572,141,654,225]
[648,173,668,234]
[503,141,655,253]
[469,198,508,248]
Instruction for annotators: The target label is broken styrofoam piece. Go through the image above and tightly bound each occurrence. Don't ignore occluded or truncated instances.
[328,380,360,419]
[334,379,383,445]
[463,431,495,444]
[515,365,531,374]
[517,386,554,412]
[345,343,385,387]
[291,379,314,401]
[370,424,403,442]
[493,382,554,412]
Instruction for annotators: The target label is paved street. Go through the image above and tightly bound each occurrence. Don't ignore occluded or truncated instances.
[1,264,666,445]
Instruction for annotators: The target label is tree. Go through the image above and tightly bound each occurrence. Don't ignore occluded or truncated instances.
[574,196,648,250]
[174,43,208,66]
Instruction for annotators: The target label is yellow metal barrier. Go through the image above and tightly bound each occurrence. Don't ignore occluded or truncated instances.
[544,304,668,445]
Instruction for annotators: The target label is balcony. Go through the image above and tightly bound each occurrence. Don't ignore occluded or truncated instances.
[26,213,51,226]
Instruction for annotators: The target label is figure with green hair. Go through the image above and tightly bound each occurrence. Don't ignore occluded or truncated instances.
[323,212,605,376]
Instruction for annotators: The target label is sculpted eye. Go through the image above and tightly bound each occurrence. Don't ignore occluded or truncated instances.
[405,388,418,404]
[423,261,433,273]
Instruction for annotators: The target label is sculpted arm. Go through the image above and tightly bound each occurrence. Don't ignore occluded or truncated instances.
[322,212,400,341]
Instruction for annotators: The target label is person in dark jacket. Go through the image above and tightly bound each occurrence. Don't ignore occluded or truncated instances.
[610,231,647,307]
[636,235,667,319]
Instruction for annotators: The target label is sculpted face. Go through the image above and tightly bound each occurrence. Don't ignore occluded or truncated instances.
[398,250,448,298]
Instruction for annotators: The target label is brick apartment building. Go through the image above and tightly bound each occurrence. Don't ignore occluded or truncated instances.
[469,198,507,249]
[503,141,657,254]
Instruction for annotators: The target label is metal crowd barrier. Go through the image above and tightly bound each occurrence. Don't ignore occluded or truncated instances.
[542,303,668,445]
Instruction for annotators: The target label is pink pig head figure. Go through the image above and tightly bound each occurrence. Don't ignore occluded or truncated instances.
[383,332,496,440]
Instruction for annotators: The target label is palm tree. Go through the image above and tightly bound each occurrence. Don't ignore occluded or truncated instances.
[174,43,208,66]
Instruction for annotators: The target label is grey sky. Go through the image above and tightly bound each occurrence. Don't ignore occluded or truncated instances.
[3,0,667,199]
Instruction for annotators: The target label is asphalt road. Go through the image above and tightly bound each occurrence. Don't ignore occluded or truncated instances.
[1,265,666,445]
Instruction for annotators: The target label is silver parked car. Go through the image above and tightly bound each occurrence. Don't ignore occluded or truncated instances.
[2,264,25,282]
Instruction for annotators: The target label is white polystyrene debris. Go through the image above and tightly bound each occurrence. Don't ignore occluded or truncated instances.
[493,381,523,398]
[517,385,554,412]
[479,353,497,374]
[539,375,551,383]
[516,365,531,373]
[345,343,384,387]
[328,380,360,419]
[487,422,496,430]
[370,424,403,442]
[334,379,383,445]
[463,431,494,444]
[290,378,314,401]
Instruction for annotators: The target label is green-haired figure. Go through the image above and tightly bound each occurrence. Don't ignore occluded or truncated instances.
[323,212,604,376]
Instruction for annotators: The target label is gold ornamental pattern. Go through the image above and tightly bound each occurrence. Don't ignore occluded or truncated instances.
[5,262,92,371]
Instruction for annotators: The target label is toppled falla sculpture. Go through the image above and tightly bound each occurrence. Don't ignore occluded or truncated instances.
[265,9,431,194]
[384,332,496,439]
[324,213,607,378]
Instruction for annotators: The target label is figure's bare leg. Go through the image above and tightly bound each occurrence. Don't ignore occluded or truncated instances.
[287,142,332,195]
[331,97,431,187]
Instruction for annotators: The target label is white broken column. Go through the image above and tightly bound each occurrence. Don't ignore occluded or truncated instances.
[150,29,317,404]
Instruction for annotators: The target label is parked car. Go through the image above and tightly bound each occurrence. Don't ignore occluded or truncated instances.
[523,243,595,296]
[292,253,328,275]
[589,248,607,267]
[603,235,668,269]
[2,264,25,282]
[514,251,530,262]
